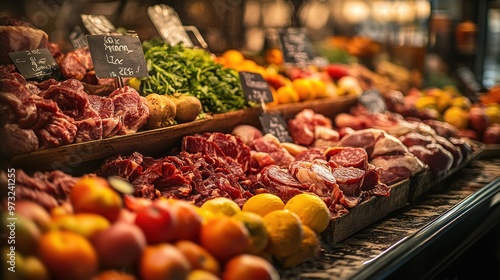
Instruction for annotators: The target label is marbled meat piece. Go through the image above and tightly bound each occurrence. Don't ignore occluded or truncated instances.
[325,146,368,169]
[109,86,149,135]
[370,153,426,185]
[289,160,338,197]
[250,165,304,202]
[288,108,338,146]
[250,134,295,168]
[294,147,327,162]
[87,95,121,138]
[59,48,93,80]
[408,144,454,176]
[331,167,365,208]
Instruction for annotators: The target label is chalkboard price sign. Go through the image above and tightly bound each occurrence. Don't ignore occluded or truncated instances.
[87,35,149,79]
[239,71,273,103]
[9,48,61,81]
[147,4,193,48]
[278,28,315,67]
[359,89,387,114]
[259,113,293,143]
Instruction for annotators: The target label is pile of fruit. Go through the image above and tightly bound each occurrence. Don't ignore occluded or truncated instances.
[216,49,363,106]
[406,86,500,144]
[4,176,332,280]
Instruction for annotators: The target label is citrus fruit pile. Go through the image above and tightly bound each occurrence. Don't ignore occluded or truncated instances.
[5,176,281,280]
[216,49,351,106]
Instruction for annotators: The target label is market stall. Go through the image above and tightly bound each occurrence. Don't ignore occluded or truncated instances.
[1,1,499,279]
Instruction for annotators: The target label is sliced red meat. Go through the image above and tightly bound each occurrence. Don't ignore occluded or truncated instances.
[423,119,459,138]
[399,131,435,147]
[331,167,365,197]
[289,160,339,197]
[370,153,426,185]
[99,152,146,182]
[325,146,368,169]
[231,125,263,145]
[361,164,390,197]
[110,86,149,135]
[207,132,252,173]
[449,137,473,160]
[408,144,453,176]
[435,135,463,168]
[288,108,334,146]
[251,134,295,168]
[42,79,88,119]
[338,128,384,156]
[59,48,93,80]
[250,165,304,202]
[294,147,327,162]
[35,110,77,149]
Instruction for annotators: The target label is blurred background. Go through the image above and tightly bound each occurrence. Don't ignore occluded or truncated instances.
[1,0,499,90]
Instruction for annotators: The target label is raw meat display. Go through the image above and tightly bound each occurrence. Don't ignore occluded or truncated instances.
[0,16,49,65]
[288,108,339,147]
[0,67,149,158]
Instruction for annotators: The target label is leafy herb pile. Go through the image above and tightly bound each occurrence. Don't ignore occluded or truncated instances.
[140,39,249,114]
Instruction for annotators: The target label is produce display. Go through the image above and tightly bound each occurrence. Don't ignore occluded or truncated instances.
[0,10,498,280]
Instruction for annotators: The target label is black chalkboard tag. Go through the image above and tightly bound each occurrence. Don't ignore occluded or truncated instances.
[239,71,274,104]
[9,48,62,82]
[278,28,315,67]
[259,113,293,143]
[147,4,194,48]
[69,25,88,49]
[87,35,149,79]
[359,89,387,114]
[81,14,116,35]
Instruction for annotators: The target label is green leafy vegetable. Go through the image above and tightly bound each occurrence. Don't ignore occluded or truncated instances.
[139,40,249,114]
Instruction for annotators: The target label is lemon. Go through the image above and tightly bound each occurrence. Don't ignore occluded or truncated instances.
[201,197,241,217]
[276,225,321,268]
[232,211,269,254]
[222,49,244,66]
[128,77,141,92]
[309,79,328,98]
[284,193,331,234]
[451,96,472,110]
[292,78,315,101]
[262,209,303,258]
[242,193,285,217]
[415,95,437,110]
[276,85,299,104]
[443,106,469,129]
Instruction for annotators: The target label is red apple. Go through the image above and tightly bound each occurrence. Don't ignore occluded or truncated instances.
[482,123,500,144]
[469,106,490,134]
[134,202,177,244]
[326,63,350,80]
[90,221,147,269]
[156,199,202,242]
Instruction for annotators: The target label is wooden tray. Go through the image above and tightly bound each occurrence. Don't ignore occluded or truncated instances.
[0,118,214,175]
[482,144,500,158]
[321,179,410,245]
[407,141,485,203]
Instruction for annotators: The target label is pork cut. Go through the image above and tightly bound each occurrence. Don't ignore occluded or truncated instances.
[288,108,339,146]
[370,154,426,185]
[408,144,454,176]
[250,134,295,168]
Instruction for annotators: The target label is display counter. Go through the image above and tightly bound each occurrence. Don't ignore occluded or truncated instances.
[281,156,500,279]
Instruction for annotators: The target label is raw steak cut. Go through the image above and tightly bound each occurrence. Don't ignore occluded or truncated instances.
[408,144,454,176]
[289,160,338,197]
[87,95,121,138]
[325,146,368,169]
[0,16,49,65]
[109,86,149,135]
[59,48,93,80]
[250,134,295,168]
[370,154,426,185]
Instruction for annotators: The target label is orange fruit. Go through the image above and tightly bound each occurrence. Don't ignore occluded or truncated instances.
[140,244,191,280]
[262,209,303,258]
[199,216,250,262]
[175,240,220,276]
[242,193,285,217]
[222,254,280,280]
[38,230,98,280]
[265,48,284,65]
[200,197,241,217]
[50,213,111,239]
[222,49,244,66]
[93,270,137,280]
[70,176,123,222]
[276,85,299,104]
[292,78,315,101]
[187,269,220,280]
[232,211,269,254]
[284,193,331,234]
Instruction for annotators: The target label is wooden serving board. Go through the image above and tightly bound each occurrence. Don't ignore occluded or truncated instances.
[321,179,410,245]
